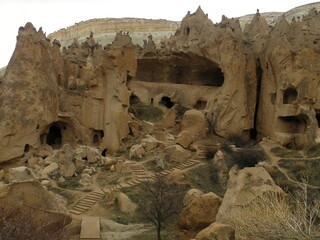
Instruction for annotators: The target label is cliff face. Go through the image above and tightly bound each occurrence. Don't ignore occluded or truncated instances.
[130,7,257,138]
[48,18,180,48]
[1,6,320,163]
[254,9,320,148]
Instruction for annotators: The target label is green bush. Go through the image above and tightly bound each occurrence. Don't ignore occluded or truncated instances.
[231,148,265,169]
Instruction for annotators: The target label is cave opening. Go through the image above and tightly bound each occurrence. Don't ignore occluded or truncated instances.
[316,112,320,128]
[24,144,30,153]
[283,88,298,104]
[46,124,62,148]
[134,53,224,87]
[159,96,174,108]
[194,100,207,110]
[277,115,308,134]
[130,94,140,105]
[93,130,104,144]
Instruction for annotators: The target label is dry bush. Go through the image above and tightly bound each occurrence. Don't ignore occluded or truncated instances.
[0,202,70,240]
[227,181,320,240]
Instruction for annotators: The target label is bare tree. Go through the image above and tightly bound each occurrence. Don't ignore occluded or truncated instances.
[138,174,180,240]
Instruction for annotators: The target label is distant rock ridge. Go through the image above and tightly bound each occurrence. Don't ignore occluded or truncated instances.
[48,18,180,48]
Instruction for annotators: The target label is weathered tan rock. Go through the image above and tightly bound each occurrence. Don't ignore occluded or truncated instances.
[27,157,41,167]
[41,162,59,175]
[195,222,235,240]
[183,188,204,207]
[79,173,92,191]
[141,135,159,151]
[129,144,145,159]
[179,192,222,230]
[212,150,228,184]
[176,110,209,148]
[215,167,285,223]
[163,107,176,129]
[8,166,35,183]
[165,144,191,162]
[116,192,137,214]
[101,156,118,170]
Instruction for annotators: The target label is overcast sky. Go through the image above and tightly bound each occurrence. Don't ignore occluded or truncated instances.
[0,0,316,68]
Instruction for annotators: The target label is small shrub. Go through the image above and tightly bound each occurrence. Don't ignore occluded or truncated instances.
[227,181,320,240]
[231,148,265,169]
[227,135,251,148]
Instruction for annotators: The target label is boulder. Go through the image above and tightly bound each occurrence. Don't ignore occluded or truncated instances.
[215,167,285,223]
[183,189,204,207]
[86,147,99,164]
[41,162,59,175]
[59,144,74,165]
[44,155,58,166]
[129,144,145,159]
[101,157,118,170]
[75,157,87,173]
[117,192,137,214]
[176,110,209,148]
[179,192,222,230]
[163,107,176,129]
[27,157,41,167]
[8,166,35,183]
[75,146,87,159]
[141,135,159,151]
[35,145,53,158]
[60,162,76,177]
[154,157,165,170]
[212,151,228,184]
[195,222,235,240]
[79,173,92,191]
[165,144,191,162]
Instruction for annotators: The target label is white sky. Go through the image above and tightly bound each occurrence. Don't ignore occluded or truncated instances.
[0,0,317,68]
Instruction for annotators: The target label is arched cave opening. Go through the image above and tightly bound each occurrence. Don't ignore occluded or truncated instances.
[134,53,224,87]
[283,88,298,104]
[316,111,320,128]
[194,100,207,110]
[46,124,62,148]
[159,96,174,108]
[92,130,104,144]
[185,27,190,36]
[130,94,140,105]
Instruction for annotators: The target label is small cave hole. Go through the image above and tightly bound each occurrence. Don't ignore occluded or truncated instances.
[316,112,320,128]
[36,124,40,130]
[159,96,174,108]
[102,149,107,157]
[24,144,30,153]
[194,100,207,110]
[46,124,62,148]
[130,94,140,105]
[283,88,298,104]
[92,130,104,144]
[185,27,190,36]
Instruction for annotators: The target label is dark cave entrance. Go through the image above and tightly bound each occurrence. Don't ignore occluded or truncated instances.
[46,124,62,148]
[130,94,140,105]
[277,115,309,134]
[283,88,298,104]
[93,130,104,144]
[316,112,320,128]
[194,100,207,110]
[159,96,174,108]
[134,53,224,87]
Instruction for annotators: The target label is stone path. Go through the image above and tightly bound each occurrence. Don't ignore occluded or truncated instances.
[70,158,203,215]
[80,216,100,240]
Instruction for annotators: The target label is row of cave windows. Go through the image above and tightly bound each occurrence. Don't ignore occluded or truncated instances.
[130,95,207,110]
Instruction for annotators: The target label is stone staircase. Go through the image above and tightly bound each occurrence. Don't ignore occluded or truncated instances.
[70,191,105,215]
[70,158,203,215]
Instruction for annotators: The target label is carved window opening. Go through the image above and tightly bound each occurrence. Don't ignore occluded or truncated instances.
[46,124,62,148]
[283,88,298,104]
[130,94,140,105]
[194,100,207,110]
[277,115,309,134]
[316,111,320,128]
[93,130,104,144]
[159,96,174,108]
[185,27,190,36]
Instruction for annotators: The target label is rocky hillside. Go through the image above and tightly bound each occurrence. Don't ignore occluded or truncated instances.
[238,2,320,28]
[48,18,180,48]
